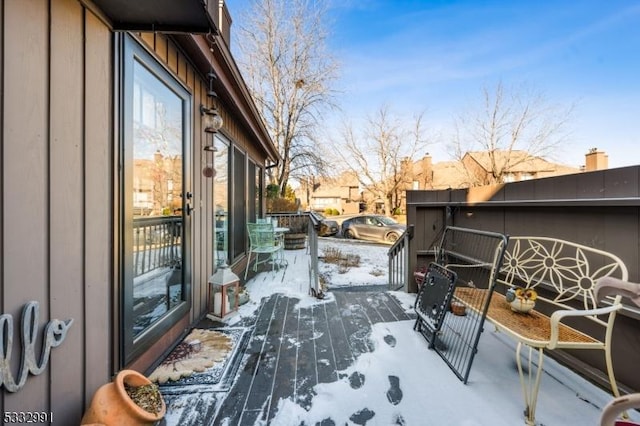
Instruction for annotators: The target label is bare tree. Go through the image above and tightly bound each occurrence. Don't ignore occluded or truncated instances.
[235,0,339,196]
[452,81,574,186]
[336,105,429,216]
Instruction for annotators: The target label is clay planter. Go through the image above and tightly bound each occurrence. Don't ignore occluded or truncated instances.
[81,369,166,426]
[451,301,466,316]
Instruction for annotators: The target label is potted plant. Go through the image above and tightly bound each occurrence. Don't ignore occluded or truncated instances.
[81,369,165,425]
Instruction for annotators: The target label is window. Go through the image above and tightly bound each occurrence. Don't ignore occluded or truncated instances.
[232,147,246,261]
[214,135,229,267]
[251,162,263,220]
[212,136,262,268]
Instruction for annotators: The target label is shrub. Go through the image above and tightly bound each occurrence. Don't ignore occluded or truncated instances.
[322,247,343,264]
[267,197,298,213]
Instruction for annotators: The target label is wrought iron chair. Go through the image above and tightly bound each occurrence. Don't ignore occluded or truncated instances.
[244,222,283,279]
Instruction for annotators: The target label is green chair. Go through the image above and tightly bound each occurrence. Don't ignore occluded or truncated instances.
[244,222,283,279]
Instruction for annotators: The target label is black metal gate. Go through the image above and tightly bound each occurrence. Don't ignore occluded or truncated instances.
[416,226,508,384]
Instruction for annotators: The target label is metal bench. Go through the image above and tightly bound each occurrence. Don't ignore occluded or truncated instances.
[449,235,629,425]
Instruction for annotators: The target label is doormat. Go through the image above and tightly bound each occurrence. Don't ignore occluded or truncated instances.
[151,327,250,392]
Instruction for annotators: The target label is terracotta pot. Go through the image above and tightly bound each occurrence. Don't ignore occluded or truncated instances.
[81,370,166,426]
[451,301,466,316]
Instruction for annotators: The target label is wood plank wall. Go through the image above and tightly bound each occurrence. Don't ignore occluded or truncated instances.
[1,1,271,422]
[1,0,111,423]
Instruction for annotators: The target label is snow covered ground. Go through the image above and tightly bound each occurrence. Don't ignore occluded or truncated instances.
[165,237,639,425]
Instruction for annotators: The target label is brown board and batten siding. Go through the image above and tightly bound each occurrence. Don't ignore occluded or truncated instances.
[2,0,112,423]
[3,0,49,418]
[2,0,277,422]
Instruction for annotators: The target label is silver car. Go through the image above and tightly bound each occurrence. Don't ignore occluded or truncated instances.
[341,214,406,243]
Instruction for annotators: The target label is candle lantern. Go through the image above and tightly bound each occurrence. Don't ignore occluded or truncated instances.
[207,264,240,319]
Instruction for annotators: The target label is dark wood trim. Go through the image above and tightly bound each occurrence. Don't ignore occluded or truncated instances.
[127,314,191,374]
[172,34,279,163]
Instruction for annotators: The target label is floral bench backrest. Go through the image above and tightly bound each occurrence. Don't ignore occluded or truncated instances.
[499,236,628,311]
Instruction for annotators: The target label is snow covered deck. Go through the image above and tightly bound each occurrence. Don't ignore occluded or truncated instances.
[160,239,639,425]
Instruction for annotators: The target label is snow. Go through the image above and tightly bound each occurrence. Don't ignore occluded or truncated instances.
[179,237,640,425]
[226,239,391,327]
[317,239,389,287]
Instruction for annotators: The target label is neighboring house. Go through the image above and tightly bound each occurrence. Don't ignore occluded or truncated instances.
[460,150,581,186]
[409,149,608,191]
[309,151,590,215]
[0,0,278,423]
[298,172,363,214]
[396,149,606,213]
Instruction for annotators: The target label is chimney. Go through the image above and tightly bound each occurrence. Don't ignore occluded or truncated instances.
[422,153,433,184]
[584,148,608,171]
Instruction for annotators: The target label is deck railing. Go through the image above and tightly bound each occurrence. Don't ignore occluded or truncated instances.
[307,212,321,296]
[266,212,320,296]
[388,224,414,291]
[133,216,182,277]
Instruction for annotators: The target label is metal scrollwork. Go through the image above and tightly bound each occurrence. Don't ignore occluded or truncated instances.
[0,301,73,392]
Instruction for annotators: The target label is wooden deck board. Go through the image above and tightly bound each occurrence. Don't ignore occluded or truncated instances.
[313,303,339,384]
[356,292,386,324]
[244,294,287,411]
[324,299,354,372]
[206,291,409,424]
[383,292,414,321]
[333,292,375,357]
[295,304,318,409]
[267,296,300,423]
[213,294,278,423]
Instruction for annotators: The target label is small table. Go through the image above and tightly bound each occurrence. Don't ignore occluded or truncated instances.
[273,227,289,266]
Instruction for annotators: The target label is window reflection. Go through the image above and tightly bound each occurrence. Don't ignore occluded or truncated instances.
[214,136,229,267]
[131,59,185,337]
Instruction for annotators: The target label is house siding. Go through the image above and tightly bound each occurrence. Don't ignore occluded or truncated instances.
[1,1,113,422]
[1,0,275,423]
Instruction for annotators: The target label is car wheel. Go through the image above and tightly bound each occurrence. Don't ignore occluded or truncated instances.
[386,233,400,243]
[344,229,355,239]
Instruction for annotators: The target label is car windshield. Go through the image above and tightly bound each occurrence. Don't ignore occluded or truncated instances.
[377,216,398,225]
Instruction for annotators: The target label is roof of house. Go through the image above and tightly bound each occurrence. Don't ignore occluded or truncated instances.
[413,150,581,190]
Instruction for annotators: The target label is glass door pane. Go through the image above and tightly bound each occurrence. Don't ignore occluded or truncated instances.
[131,59,186,337]
[121,35,191,364]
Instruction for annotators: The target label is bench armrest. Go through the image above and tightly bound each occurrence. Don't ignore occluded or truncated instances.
[548,304,622,349]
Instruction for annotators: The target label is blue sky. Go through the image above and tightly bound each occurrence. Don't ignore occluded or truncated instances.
[230,1,640,169]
